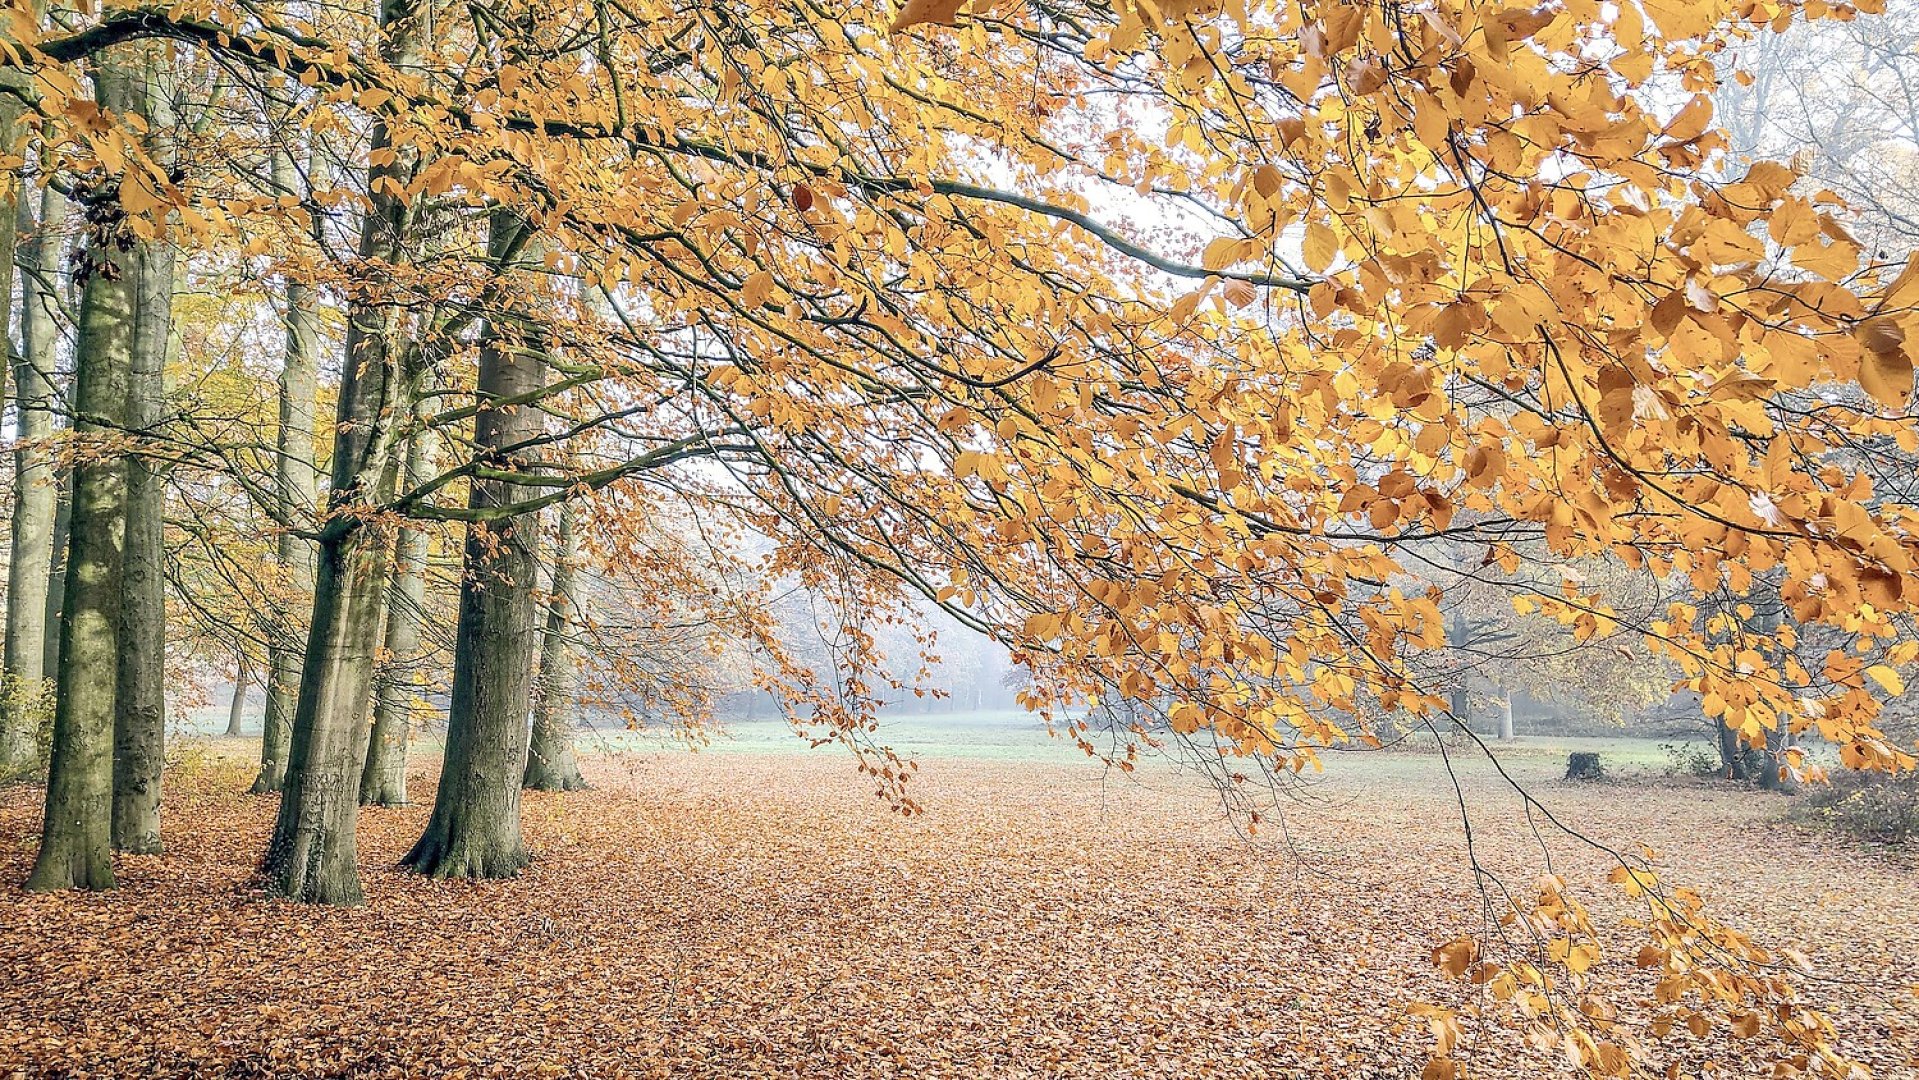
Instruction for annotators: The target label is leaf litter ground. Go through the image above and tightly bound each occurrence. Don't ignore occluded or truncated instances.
[0,739,1914,1078]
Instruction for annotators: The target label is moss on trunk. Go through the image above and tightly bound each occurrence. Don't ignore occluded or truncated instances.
[26,181,136,892]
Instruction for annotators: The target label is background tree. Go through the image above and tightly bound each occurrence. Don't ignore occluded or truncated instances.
[361,404,435,806]
[251,133,324,795]
[0,182,67,779]
[524,501,585,792]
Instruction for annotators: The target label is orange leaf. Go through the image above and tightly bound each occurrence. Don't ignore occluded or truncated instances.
[890,0,966,31]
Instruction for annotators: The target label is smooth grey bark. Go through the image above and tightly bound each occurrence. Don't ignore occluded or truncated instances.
[0,183,64,779]
[262,525,391,903]
[0,3,44,780]
[252,651,295,790]
[1497,695,1515,743]
[403,210,543,878]
[261,0,426,904]
[251,146,323,796]
[43,476,70,679]
[226,659,250,737]
[360,417,430,806]
[524,502,586,792]
[26,178,137,892]
[1716,720,1749,781]
[111,222,173,855]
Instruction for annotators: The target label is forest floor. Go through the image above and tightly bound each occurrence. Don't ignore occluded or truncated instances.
[0,730,1915,1078]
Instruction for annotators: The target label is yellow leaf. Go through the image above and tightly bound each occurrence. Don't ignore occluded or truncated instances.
[1663,95,1714,143]
[1302,221,1337,273]
[1865,664,1904,695]
[1251,164,1283,199]
[1792,236,1860,281]
[1857,316,1905,355]
[891,0,967,32]
[1201,236,1240,271]
[1431,936,1477,978]
[739,270,776,308]
[119,167,167,218]
[1859,348,1914,408]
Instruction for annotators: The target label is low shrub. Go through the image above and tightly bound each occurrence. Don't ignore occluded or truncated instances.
[1660,741,1721,779]
[1791,770,1919,846]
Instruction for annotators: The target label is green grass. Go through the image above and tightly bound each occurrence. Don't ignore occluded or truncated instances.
[575,709,1075,763]
[175,701,1741,788]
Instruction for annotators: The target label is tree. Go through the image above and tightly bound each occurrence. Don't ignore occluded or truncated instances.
[110,200,174,855]
[0,182,66,779]
[360,411,433,807]
[402,209,545,878]
[224,658,249,737]
[26,153,139,893]
[524,501,586,792]
[109,46,178,850]
[42,468,70,680]
[255,0,431,903]
[251,134,324,795]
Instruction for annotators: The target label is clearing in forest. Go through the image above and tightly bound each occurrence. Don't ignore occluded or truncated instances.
[2,739,1914,1078]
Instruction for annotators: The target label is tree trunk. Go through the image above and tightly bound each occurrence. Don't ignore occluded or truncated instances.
[252,646,298,792]
[260,272,410,900]
[43,472,70,680]
[252,147,323,796]
[111,227,173,855]
[360,418,431,806]
[261,527,390,904]
[25,174,138,892]
[1758,714,1799,793]
[0,10,27,423]
[0,183,64,779]
[403,210,543,877]
[259,308,409,903]
[226,659,250,737]
[1716,720,1747,782]
[260,0,426,901]
[1497,695,1515,742]
[525,502,586,792]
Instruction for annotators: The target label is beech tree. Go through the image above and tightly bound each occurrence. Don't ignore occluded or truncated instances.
[359,416,432,807]
[402,210,545,878]
[524,502,586,792]
[0,183,65,779]
[250,136,323,796]
[25,116,139,892]
[110,57,175,853]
